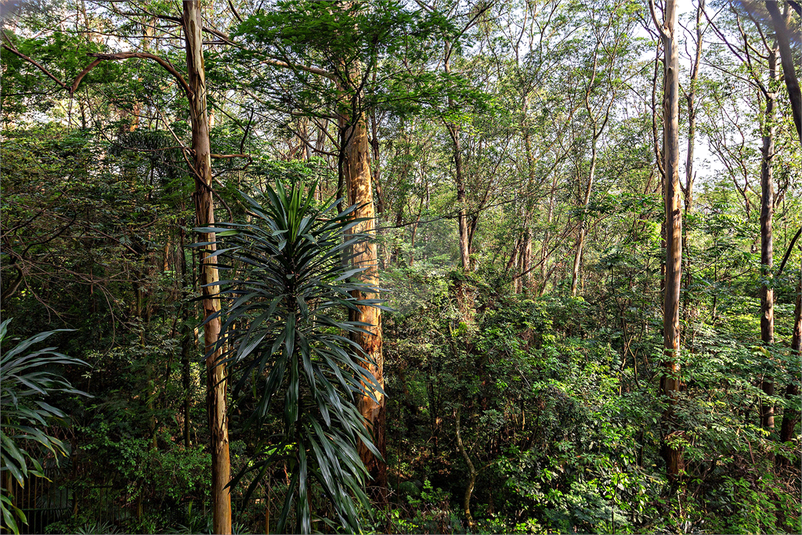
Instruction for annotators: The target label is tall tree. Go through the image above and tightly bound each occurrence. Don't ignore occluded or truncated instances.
[568,0,635,297]
[1,2,236,530]
[231,0,420,497]
[651,0,684,479]
[182,1,232,530]
[759,41,779,430]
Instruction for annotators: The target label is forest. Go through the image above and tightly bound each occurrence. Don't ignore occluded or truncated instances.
[1,0,801,533]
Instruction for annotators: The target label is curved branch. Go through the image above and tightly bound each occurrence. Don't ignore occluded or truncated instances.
[1,43,68,90]
[69,58,103,95]
[766,0,802,147]
[81,52,193,98]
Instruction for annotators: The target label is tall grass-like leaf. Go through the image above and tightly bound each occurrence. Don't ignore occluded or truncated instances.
[0,320,90,534]
[198,179,384,534]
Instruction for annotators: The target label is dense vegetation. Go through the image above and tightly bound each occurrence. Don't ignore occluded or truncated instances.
[1,0,800,533]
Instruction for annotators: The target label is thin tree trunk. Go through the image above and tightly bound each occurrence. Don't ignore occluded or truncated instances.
[409,196,424,267]
[682,0,704,217]
[183,2,231,532]
[179,225,193,449]
[450,124,471,272]
[682,0,704,336]
[760,47,778,431]
[571,142,598,297]
[455,408,476,529]
[521,227,532,293]
[779,259,801,451]
[540,173,559,295]
[653,0,684,480]
[444,51,471,273]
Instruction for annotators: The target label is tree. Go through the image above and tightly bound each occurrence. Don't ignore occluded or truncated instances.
[182,1,232,529]
[206,183,383,534]
[3,2,236,529]
[231,0,436,497]
[706,0,791,431]
[568,0,639,297]
[651,0,684,480]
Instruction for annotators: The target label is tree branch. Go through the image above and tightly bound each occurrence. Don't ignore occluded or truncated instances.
[262,57,335,80]
[84,52,193,98]
[1,43,68,90]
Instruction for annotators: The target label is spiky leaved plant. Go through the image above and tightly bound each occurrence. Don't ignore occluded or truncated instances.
[0,320,89,534]
[198,180,383,534]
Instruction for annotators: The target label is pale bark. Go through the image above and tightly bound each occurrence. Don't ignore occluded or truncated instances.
[681,0,704,350]
[682,0,704,216]
[570,142,598,297]
[652,0,684,480]
[183,1,231,532]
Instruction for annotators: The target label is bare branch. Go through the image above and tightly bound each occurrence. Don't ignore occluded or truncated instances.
[1,43,68,90]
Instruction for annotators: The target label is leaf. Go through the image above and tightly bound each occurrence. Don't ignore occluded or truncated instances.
[206,183,385,533]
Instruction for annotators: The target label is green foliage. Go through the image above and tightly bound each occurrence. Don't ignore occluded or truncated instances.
[0,319,89,534]
[202,181,384,534]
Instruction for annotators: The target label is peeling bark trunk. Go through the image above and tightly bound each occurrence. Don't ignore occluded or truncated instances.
[339,73,386,503]
[183,2,231,532]
[656,0,684,481]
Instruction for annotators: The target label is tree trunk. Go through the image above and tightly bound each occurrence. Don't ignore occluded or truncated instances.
[521,227,532,293]
[455,408,476,529]
[179,225,193,449]
[444,52,470,273]
[760,48,778,431]
[655,0,684,480]
[450,124,471,272]
[539,172,559,295]
[340,80,387,503]
[183,2,231,532]
[766,1,802,147]
[780,259,801,448]
[682,0,703,336]
[682,0,704,218]
[571,142,598,297]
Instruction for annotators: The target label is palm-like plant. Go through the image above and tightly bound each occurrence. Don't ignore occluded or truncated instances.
[0,319,89,534]
[200,181,384,534]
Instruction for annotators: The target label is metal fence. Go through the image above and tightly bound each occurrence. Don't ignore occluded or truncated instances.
[4,468,72,534]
